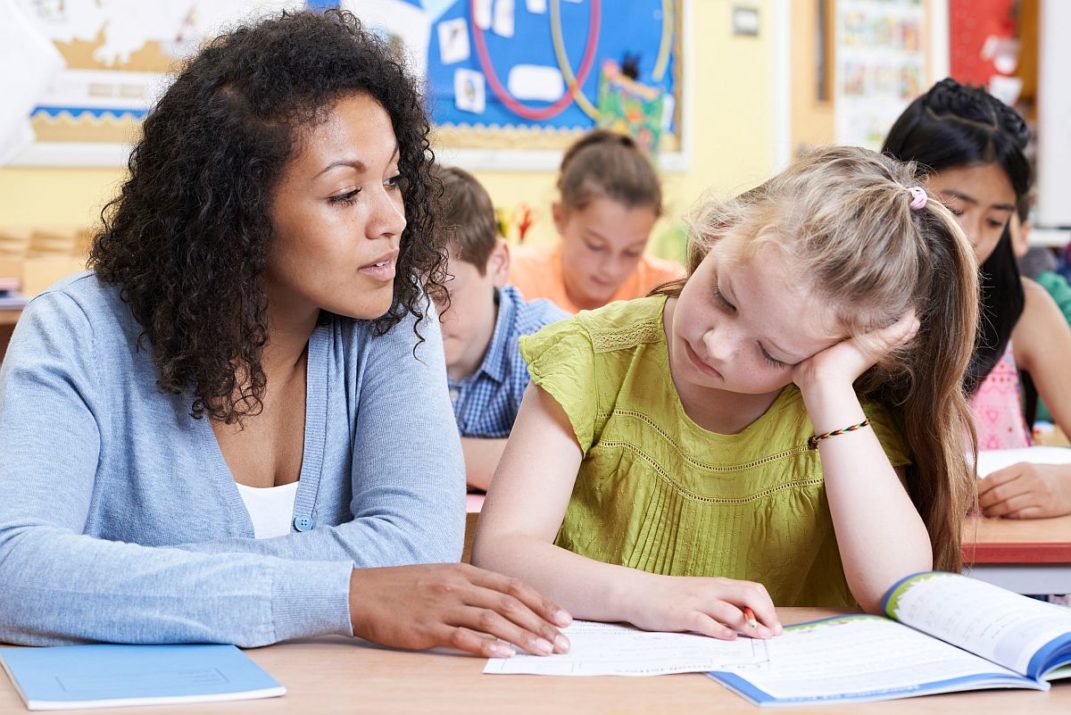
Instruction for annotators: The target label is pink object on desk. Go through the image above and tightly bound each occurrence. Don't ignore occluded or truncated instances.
[466,493,485,513]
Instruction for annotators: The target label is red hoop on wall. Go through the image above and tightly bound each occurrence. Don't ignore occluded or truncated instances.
[469,0,602,121]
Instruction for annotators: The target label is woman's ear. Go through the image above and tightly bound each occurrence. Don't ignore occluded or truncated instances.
[489,238,510,288]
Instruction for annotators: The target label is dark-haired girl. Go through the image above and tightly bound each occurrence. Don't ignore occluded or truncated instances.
[0,10,570,656]
[884,78,1071,519]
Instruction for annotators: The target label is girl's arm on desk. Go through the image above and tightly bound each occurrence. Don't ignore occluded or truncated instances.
[472,384,780,640]
[980,280,1071,518]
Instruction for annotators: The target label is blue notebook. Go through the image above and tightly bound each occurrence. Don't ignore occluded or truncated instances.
[0,644,285,710]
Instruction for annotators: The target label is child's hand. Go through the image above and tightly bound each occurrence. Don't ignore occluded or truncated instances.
[792,310,920,392]
[978,463,1071,519]
[348,563,572,657]
[625,574,782,640]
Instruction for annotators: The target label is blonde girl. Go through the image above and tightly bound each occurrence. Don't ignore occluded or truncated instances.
[474,146,978,638]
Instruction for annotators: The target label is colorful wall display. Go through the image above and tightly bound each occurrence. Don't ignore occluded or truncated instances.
[12,0,686,166]
[834,0,927,150]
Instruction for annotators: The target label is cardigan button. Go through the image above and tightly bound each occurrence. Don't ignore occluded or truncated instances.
[293,515,314,532]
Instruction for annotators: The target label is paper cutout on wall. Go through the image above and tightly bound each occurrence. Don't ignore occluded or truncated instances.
[507,65,565,101]
[492,0,515,37]
[473,0,492,29]
[438,17,470,64]
[455,68,486,113]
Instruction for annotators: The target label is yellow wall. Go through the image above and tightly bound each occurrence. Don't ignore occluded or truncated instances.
[0,0,778,261]
[0,166,126,230]
[790,0,835,154]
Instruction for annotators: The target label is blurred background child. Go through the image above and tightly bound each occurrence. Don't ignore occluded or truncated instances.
[435,166,567,490]
[508,130,682,313]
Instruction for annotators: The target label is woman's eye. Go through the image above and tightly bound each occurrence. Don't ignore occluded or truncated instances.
[386,174,402,190]
[329,189,360,205]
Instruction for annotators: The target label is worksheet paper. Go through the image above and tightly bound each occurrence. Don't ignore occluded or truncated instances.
[482,620,770,676]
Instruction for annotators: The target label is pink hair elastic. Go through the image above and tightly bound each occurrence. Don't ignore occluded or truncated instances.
[908,187,928,211]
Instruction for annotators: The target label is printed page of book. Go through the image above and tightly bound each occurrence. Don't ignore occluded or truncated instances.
[483,620,770,676]
[885,572,1071,677]
[711,615,1037,705]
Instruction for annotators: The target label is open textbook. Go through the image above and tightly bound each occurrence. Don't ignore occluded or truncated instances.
[709,572,1071,706]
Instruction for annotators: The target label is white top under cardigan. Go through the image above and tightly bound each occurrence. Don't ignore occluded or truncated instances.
[236,482,300,539]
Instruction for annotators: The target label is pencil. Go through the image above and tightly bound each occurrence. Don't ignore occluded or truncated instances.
[742,606,758,629]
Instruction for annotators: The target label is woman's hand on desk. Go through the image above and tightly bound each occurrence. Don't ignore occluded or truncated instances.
[978,463,1071,519]
[348,564,572,657]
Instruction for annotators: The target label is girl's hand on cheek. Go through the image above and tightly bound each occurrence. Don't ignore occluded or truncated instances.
[624,574,782,640]
[793,310,919,393]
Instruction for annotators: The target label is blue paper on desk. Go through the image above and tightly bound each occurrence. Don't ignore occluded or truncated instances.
[0,644,285,710]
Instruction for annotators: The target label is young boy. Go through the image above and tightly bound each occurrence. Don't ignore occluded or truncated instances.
[434,166,567,490]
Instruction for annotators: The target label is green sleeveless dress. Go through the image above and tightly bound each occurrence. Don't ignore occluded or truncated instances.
[520,295,910,608]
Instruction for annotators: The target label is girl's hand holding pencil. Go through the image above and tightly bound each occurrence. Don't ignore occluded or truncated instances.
[620,573,783,641]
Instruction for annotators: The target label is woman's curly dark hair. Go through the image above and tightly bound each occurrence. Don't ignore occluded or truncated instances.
[90,9,446,423]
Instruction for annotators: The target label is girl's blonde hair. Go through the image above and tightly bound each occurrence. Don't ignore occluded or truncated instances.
[665,145,979,572]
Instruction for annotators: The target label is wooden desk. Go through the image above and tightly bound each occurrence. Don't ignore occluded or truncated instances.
[3,608,1068,714]
[963,515,1071,594]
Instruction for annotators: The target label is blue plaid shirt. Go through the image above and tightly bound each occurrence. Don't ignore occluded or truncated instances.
[448,285,568,438]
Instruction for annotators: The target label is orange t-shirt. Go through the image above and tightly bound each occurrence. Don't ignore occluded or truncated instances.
[508,242,684,313]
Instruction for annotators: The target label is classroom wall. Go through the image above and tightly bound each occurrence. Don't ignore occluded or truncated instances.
[0,1,779,262]
[789,0,836,155]
[473,0,779,256]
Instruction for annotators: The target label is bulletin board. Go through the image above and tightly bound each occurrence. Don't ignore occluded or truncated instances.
[12,0,689,170]
[408,0,687,163]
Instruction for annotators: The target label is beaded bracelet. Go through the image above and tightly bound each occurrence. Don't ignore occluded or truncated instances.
[807,419,870,450]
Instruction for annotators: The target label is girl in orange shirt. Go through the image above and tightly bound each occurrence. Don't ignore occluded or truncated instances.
[509,130,683,312]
